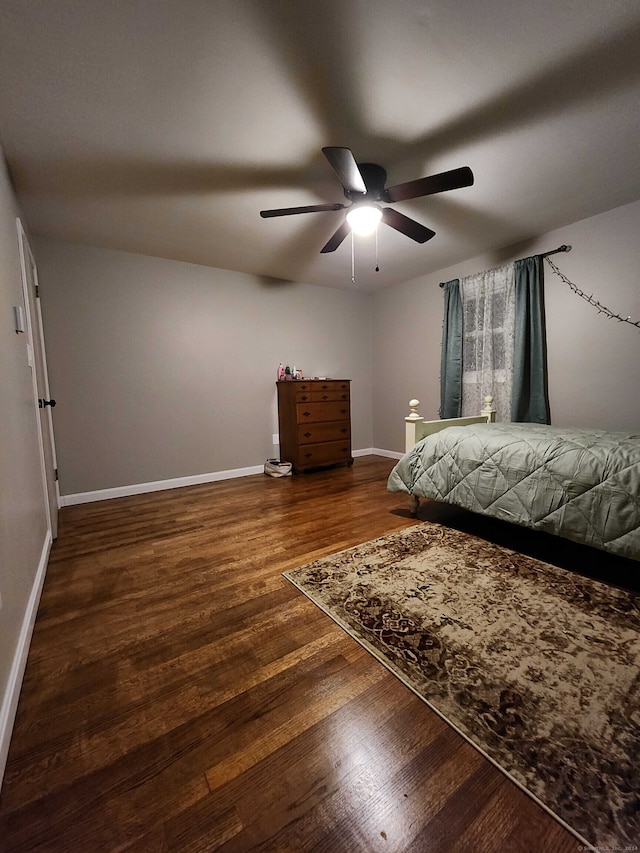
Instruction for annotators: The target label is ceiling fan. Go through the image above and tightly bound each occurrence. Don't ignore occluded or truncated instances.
[260,147,474,253]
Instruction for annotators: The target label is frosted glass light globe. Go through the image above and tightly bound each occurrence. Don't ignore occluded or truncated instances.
[346,204,382,236]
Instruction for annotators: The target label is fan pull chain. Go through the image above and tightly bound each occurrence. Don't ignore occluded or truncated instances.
[375,228,380,272]
[351,230,355,283]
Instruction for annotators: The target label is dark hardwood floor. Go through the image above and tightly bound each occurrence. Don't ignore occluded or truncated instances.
[0,456,591,851]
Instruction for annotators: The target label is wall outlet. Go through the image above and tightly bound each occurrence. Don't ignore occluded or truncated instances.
[272,433,279,445]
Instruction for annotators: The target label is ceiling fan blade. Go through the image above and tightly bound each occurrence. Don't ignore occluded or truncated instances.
[381,208,436,243]
[260,203,345,218]
[322,147,367,195]
[320,221,352,253]
[384,166,474,203]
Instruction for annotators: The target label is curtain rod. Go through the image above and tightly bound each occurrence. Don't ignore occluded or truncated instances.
[438,245,571,287]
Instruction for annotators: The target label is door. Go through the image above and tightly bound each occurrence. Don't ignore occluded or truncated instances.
[17,218,59,539]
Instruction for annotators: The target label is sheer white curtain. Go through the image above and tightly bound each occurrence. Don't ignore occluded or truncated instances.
[460,263,515,422]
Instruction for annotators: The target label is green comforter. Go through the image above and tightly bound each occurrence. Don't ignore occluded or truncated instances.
[387,422,640,561]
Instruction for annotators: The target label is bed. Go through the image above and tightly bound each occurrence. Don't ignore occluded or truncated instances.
[387,398,640,561]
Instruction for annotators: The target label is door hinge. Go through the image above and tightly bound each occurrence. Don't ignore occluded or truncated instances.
[54,468,58,481]
[35,284,40,298]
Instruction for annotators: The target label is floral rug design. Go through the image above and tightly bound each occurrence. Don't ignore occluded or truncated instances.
[284,523,640,849]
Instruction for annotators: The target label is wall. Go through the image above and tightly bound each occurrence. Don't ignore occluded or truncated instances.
[373,199,640,452]
[0,150,51,783]
[33,239,374,498]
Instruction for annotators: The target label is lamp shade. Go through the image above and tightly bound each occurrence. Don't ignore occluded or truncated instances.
[346,204,382,236]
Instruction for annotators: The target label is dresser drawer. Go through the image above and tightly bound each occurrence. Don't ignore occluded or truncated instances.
[296,401,350,423]
[296,389,349,402]
[313,381,337,392]
[295,382,349,403]
[297,420,351,445]
[313,389,349,402]
[298,440,352,467]
[295,381,338,393]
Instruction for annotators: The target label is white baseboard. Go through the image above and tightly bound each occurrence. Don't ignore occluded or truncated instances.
[369,447,404,460]
[353,448,403,460]
[0,530,52,791]
[59,464,264,506]
[59,450,404,507]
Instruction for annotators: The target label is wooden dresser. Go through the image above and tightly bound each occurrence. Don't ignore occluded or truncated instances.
[276,379,353,473]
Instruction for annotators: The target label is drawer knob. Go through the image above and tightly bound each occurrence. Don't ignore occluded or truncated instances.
[304,432,312,438]
[302,411,311,418]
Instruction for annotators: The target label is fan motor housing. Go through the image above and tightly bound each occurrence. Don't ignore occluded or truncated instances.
[344,163,387,201]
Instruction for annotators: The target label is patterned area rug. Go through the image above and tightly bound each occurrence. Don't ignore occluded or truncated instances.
[283,523,640,849]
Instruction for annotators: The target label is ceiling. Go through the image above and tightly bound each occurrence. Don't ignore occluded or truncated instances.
[1,0,639,292]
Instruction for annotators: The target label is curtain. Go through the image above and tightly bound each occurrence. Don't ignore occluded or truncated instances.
[460,263,515,422]
[512,255,550,423]
[440,279,462,418]
[440,254,549,423]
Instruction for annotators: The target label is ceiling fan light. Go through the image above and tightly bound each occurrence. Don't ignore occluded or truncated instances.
[346,204,382,236]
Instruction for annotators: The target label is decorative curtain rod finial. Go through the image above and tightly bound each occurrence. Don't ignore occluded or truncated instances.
[541,244,571,258]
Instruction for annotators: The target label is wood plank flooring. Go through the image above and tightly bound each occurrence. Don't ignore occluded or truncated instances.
[0,455,610,851]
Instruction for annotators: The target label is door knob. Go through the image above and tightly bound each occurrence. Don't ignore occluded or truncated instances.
[39,399,57,408]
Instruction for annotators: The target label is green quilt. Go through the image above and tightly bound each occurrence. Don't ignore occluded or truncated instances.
[388,422,640,561]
